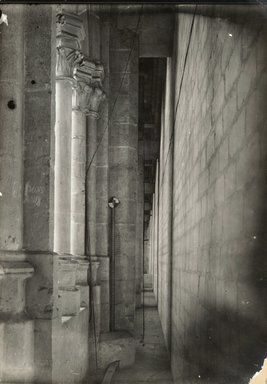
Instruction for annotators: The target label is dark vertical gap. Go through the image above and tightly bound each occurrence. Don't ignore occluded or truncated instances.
[156,159,160,306]
[139,55,167,336]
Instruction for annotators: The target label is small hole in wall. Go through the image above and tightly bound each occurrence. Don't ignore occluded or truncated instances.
[31,80,36,85]
[7,100,16,110]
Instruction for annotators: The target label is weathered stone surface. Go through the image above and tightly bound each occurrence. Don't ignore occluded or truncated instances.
[148,9,267,384]
[0,320,34,382]
[108,23,139,333]
[0,261,33,315]
[99,331,135,369]
[0,6,24,251]
[26,252,59,319]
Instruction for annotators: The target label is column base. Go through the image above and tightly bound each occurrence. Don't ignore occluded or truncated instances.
[0,258,34,382]
[75,256,90,307]
[59,287,80,316]
[58,255,80,316]
[0,317,34,382]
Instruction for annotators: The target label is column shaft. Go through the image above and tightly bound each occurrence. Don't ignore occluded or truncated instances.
[54,80,73,255]
[71,108,86,256]
[109,26,139,332]
[97,18,110,333]
[86,115,98,256]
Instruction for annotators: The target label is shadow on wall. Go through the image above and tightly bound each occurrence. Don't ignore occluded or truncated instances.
[173,7,267,384]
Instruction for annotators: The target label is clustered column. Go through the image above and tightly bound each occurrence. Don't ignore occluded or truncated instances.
[86,65,106,369]
[55,11,106,317]
[55,12,85,315]
[71,59,95,306]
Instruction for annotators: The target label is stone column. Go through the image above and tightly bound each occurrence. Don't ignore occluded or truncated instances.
[153,162,159,302]
[0,6,34,382]
[109,26,139,332]
[85,66,106,369]
[55,11,85,316]
[71,58,95,307]
[86,64,105,258]
[135,141,144,308]
[97,18,111,333]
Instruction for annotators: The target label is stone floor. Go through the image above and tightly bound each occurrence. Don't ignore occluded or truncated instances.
[112,292,174,384]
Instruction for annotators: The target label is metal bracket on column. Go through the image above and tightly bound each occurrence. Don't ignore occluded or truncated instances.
[108,197,120,332]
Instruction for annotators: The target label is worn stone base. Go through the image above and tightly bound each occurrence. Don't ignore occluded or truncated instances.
[0,317,34,382]
[33,308,89,383]
[59,287,81,316]
[99,331,135,369]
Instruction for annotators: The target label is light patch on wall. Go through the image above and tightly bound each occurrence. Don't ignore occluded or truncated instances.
[0,11,8,26]
[249,359,267,384]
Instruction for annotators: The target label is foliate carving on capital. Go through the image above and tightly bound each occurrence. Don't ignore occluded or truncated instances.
[72,82,93,113]
[74,58,96,85]
[87,86,106,118]
[56,47,84,80]
[92,63,105,87]
[73,57,106,116]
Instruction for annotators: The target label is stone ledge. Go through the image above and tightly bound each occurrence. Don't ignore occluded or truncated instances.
[0,261,34,275]
[0,261,34,315]
[61,305,87,324]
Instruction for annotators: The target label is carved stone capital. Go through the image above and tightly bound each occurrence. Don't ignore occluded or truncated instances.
[87,85,106,118]
[74,58,96,84]
[92,63,105,87]
[56,47,84,81]
[72,81,93,113]
[56,12,85,50]
[73,58,106,115]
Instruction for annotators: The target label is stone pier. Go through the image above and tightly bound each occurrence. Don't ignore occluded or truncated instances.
[108,25,139,332]
[55,11,85,317]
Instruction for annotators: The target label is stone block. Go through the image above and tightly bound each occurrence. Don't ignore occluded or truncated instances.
[75,257,89,286]
[110,27,135,50]
[53,309,89,383]
[109,168,137,200]
[0,261,33,314]
[26,252,59,319]
[99,331,135,369]
[58,256,78,287]
[0,6,24,81]
[24,5,55,89]
[109,49,138,75]
[96,224,108,255]
[109,122,138,148]
[109,94,138,124]
[0,319,34,382]
[59,287,80,316]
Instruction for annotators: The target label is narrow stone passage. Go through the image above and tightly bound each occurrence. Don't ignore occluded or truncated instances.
[112,292,174,384]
